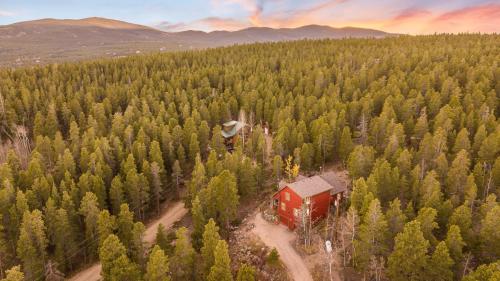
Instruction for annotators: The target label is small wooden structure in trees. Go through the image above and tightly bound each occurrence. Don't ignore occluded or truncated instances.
[221,120,245,152]
[271,171,347,230]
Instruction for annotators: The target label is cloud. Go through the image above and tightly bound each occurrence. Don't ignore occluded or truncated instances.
[155,17,250,32]
[381,4,500,34]
[156,1,500,34]
[197,17,251,31]
[391,8,431,23]
[242,0,348,27]
[155,21,190,32]
[430,3,500,32]
[0,10,15,17]
[211,0,265,25]
[433,3,500,23]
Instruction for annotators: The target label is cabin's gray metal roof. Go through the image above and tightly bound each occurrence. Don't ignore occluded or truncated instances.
[278,175,307,190]
[278,171,347,198]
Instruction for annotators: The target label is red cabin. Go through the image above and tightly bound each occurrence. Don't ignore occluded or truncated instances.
[272,172,347,230]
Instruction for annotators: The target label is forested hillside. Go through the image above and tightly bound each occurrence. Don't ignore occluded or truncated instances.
[0,34,499,280]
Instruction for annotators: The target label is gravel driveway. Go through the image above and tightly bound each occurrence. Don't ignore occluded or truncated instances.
[250,212,313,281]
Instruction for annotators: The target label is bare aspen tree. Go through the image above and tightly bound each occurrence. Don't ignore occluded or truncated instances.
[45,260,65,281]
[339,207,359,267]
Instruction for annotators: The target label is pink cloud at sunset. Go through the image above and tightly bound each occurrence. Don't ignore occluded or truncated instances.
[165,1,500,34]
[3,0,499,34]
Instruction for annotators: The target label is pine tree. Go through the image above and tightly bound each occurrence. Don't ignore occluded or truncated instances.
[177,144,187,169]
[339,126,354,163]
[155,224,171,254]
[416,207,439,246]
[396,149,413,177]
[238,157,257,196]
[0,214,11,278]
[170,227,195,281]
[448,204,473,246]
[446,150,470,206]
[366,159,399,206]
[125,168,142,218]
[198,121,210,158]
[186,154,206,208]
[43,198,58,248]
[347,145,375,179]
[386,198,407,243]
[299,143,314,172]
[199,170,239,232]
[172,160,183,198]
[109,175,124,215]
[479,205,500,262]
[387,221,429,281]
[419,171,443,210]
[130,222,146,266]
[79,192,100,260]
[208,240,233,281]
[191,196,206,250]
[117,204,134,249]
[99,235,140,281]
[413,111,428,141]
[97,210,116,247]
[266,248,280,266]
[427,242,453,281]
[445,225,465,263]
[201,219,221,279]
[434,153,449,183]
[272,155,283,185]
[145,245,171,281]
[452,128,471,155]
[354,199,389,272]
[350,178,369,215]
[16,210,48,281]
[53,208,77,271]
[149,140,165,173]
[236,264,255,281]
[189,133,200,163]
[206,150,220,178]
[464,174,478,207]
[45,104,60,138]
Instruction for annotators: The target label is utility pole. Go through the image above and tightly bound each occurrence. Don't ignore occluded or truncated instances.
[334,196,340,241]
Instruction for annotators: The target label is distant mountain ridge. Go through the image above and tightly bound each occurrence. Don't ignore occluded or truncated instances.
[0,17,394,67]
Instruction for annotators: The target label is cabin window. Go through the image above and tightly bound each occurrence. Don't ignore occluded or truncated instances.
[281,202,286,211]
[285,192,290,201]
[293,208,300,217]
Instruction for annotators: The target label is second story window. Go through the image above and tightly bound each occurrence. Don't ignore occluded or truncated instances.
[285,192,290,201]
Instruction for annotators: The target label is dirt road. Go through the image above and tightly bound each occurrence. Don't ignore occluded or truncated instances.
[68,202,188,281]
[250,213,313,281]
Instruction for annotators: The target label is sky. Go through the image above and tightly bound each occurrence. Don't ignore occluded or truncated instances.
[0,0,499,34]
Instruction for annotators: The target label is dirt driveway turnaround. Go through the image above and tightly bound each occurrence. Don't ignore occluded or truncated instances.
[68,201,188,281]
[250,212,313,281]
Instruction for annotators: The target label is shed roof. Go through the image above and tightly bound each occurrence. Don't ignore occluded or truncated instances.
[223,120,239,127]
[278,171,347,198]
[319,172,347,195]
[221,121,245,138]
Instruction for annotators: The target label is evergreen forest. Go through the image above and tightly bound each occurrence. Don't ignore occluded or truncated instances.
[0,34,499,280]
